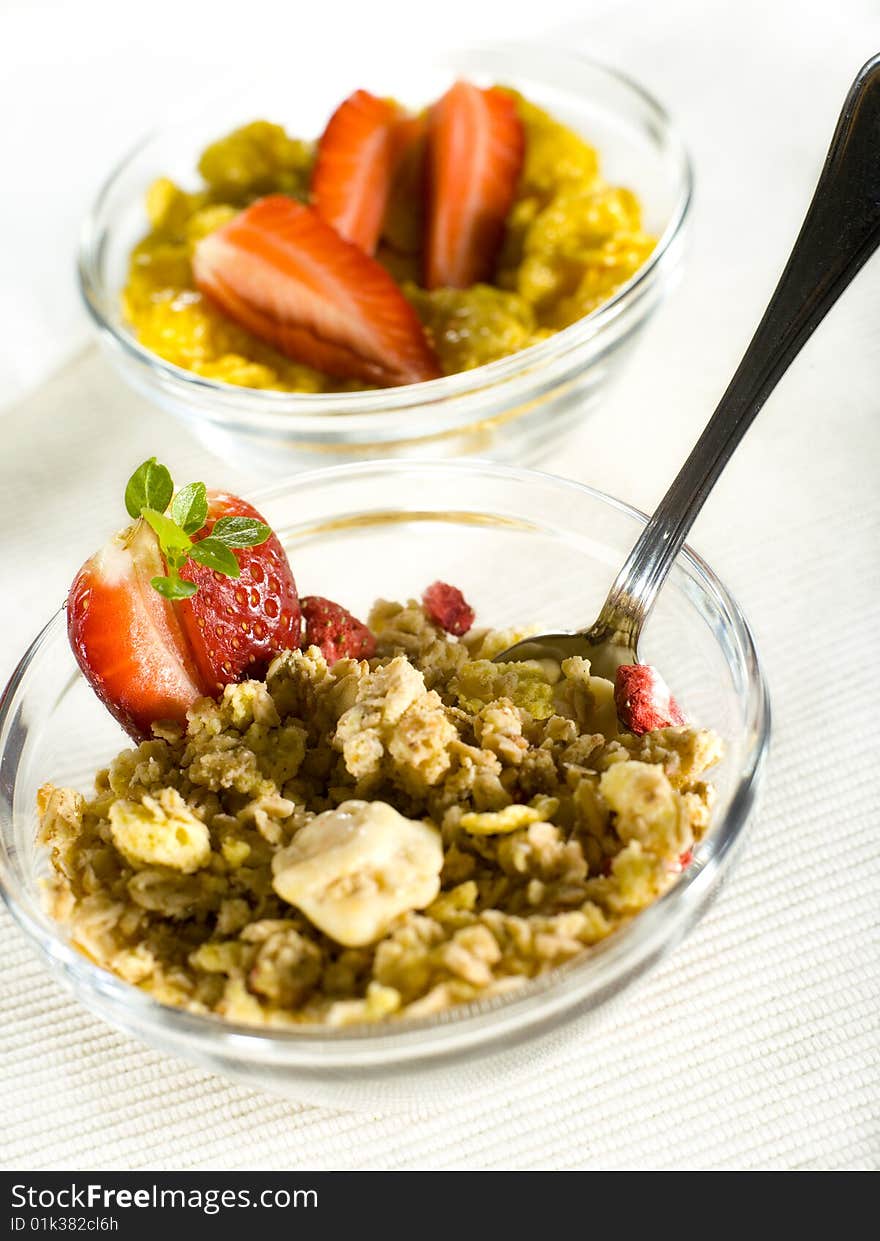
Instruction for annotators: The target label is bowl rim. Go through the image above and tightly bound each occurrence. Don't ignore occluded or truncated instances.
[77,43,694,424]
[0,460,770,1070]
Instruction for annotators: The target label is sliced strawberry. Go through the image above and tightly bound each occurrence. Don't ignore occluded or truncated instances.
[301,596,376,664]
[193,196,441,387]
[67,520,206,739]
[425,81,524,289]
[614,664,686,736]
[312,90,400,254]
[177,492,301,693]
[422,581,475,636]
[382,114,427,256]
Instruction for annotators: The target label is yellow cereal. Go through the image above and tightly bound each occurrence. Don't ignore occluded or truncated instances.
[121,95,654,391]
[221,839,251,869]
[461,796,560,836]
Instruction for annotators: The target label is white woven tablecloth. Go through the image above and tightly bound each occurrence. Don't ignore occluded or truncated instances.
[1,0,878,1170]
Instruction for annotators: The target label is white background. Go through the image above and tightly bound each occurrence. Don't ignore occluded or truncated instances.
[1,0,878,1170]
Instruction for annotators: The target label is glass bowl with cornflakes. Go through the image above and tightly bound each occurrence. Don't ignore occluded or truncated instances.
[78,45,692,472]
[0,462,768,1110]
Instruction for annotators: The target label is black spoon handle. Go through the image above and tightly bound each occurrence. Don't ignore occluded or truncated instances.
[597,54,880,642]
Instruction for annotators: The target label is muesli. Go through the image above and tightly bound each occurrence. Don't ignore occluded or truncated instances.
[39,461,721,1026]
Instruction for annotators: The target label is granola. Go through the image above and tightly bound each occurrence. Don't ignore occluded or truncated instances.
[40,599,721,1027]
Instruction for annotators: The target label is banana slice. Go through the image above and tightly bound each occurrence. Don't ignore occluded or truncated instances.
[600,760,691,855]
[272,800,443,947]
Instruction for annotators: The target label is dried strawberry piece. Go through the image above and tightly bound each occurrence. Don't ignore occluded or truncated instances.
[679,848,694,870]
[422,581,475,636]
[614,664,686,735]
[300,596,376,664]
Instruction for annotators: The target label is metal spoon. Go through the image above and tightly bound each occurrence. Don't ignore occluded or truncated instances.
[496,54,880,681]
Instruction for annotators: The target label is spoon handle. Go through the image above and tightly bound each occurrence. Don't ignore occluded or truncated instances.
[594,53,880,645]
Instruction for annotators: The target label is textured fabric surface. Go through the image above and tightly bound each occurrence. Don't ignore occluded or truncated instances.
[1,0,878,1170]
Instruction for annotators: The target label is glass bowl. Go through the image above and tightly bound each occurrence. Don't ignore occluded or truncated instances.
[78,44,692,474]
[0,462,768,1111]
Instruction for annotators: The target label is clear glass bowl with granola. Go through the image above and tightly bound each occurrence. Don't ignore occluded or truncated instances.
[0,462,768,1108]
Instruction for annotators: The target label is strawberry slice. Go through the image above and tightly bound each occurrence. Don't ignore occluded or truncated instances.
[301,596,376,664]
[67,520,206,739]
[425,81,524,289]
[312,90,400,254]
[193,196,441,387]
[177,492,302,694]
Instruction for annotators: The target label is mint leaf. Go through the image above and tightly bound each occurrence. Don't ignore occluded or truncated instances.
[141,508,193,569]
[171,481,208,536]
[125,458,174,520]
[151,575,198,600]
[189,537,241,578]
[210,516,272,549]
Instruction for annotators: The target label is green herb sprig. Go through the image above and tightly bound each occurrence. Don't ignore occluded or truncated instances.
[124,458,271,600]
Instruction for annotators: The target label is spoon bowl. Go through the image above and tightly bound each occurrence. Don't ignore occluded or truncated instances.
[492,630,635,680]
